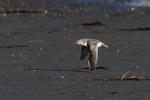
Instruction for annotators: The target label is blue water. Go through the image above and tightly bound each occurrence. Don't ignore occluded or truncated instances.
[79,0,150,8]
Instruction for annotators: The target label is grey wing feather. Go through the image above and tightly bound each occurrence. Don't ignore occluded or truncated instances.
[80,46,88,60]
[87,42,98,71]
[88,59,95,71]
[88,49,98,71]
[94,45,99,64]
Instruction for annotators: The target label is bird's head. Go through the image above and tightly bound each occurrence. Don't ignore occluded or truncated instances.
[74,39,87,46]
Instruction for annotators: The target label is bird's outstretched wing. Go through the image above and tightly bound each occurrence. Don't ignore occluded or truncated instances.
[80,46,88,60]
[88,58,96,71]
[87,42,98,71]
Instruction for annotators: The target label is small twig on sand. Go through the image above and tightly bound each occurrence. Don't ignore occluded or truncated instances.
[119,70,145,80]
[120,70,131,80]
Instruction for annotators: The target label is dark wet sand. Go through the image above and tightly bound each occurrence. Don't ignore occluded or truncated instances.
[0,2,150,100]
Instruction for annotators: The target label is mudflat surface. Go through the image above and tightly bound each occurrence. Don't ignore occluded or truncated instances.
[0,1,150,100]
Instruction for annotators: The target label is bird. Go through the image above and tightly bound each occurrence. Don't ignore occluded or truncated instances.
[75,38,108,71]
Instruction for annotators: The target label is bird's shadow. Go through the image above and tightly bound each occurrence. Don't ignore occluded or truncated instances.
[19,67,89,73]
[83,66,109,70]
[18,66,109,73]
[48,68,88,72]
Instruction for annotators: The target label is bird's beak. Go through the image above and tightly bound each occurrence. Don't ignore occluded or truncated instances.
[74,42,78,45]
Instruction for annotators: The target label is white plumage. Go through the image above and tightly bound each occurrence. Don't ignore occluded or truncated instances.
[75,38,108,71]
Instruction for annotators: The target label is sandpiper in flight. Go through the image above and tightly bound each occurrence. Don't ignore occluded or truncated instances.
[75,38,108,71]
